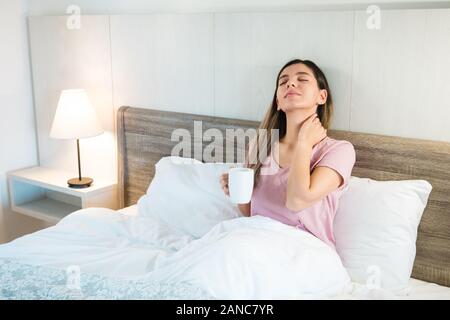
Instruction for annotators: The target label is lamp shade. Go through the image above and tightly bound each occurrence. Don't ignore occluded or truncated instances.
[50,89,104,139]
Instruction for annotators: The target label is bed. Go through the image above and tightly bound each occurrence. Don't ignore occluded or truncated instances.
[0,106,449,300]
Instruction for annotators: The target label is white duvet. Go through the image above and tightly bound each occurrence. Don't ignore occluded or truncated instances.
[0,206,352,299]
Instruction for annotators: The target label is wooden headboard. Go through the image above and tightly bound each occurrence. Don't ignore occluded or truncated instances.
[117,105,450,287]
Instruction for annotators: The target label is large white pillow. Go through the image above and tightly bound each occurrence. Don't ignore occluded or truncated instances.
[137,156,242,238]
[334,176,432,291]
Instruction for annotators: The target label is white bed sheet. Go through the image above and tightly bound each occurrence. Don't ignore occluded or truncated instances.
[119,205,450,300]
[0,204,448,300]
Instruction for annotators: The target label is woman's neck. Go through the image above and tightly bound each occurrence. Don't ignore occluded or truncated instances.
[281,107,317,148]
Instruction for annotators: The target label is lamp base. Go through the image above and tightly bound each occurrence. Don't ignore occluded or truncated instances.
[68,177,93,188]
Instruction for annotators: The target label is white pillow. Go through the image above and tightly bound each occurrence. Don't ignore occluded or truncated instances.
[137,156,242,238]
[334,176,432,291]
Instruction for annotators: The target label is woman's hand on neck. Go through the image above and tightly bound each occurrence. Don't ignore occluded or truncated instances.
[281,107,318,148]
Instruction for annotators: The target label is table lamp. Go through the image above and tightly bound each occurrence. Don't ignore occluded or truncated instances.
[50,89,104,188]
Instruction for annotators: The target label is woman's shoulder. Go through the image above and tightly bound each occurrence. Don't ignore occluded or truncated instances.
[315,136,356,159]
[318,136,354,150]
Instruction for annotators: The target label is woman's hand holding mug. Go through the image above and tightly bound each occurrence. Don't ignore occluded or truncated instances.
[220,168,254,204]
[220,172,230,196]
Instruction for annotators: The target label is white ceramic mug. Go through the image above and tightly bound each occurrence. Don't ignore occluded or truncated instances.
[228,167,254,204]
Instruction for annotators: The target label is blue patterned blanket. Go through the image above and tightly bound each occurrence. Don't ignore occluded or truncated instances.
[0,259,214,300]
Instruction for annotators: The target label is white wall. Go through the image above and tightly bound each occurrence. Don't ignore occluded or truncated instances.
[110,14,215,116]
[0,0,49,244]
[351,9,450,140]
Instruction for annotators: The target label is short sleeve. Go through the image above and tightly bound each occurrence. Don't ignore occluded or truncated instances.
[315,141,356,189]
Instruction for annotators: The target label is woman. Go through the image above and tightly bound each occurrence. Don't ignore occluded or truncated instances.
[220,59,356,249]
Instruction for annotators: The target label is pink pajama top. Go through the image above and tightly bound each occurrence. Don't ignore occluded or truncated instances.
[250,136,356,249]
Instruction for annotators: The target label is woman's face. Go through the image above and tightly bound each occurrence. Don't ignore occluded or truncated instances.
[276,63,327,112]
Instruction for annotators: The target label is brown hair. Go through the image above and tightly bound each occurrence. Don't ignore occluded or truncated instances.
[246,59,334,187]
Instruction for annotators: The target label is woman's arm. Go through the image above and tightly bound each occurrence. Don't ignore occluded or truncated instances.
[285,114,341,211]
[286,142,342,211]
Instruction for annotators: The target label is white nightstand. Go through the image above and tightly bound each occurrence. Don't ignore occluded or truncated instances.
[7,166,118,224]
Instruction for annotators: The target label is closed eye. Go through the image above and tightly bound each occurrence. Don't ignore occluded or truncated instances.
[278,79,308,86]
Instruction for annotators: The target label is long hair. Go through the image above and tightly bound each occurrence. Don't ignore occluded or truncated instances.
[247,59,334,187]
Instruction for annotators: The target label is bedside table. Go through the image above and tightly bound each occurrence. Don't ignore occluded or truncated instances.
[7,166,118,224]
